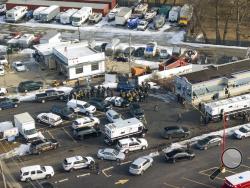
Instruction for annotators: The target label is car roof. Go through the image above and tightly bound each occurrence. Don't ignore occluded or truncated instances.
[65,156,83,163]
[132,156,152,165]
[106,109,119,116]
[119,137,137,144]
[68,99,87,105]
[46,113,60,119]
[103,148,115,153]
[21,165,41,172]
[74,117,91,123]
[164,126,180,131]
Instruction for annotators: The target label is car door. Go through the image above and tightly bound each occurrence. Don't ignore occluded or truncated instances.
[130,141,140,151]
[143,159,150,170]
[106,112,112,122]
[74,160,84,169]
[36,169,45,179]
[41,115,49,124]
[30,170,37,180]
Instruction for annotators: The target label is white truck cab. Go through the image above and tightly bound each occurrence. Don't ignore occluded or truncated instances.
[67,99,96,115]
[36,113,63,127]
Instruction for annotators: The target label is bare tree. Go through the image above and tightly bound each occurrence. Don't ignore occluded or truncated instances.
[222,0,235,44]
[215,0,221,44]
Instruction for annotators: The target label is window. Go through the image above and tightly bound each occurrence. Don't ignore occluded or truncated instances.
[31,171,36,175]
[37,170,43,174]
[23,172,29,176]
[75,67,83,74]
[91,63,99,71]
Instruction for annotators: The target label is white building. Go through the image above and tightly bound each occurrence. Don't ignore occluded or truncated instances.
[53,43,105,79]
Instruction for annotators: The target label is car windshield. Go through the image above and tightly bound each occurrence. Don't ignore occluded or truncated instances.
[161,49,167,53]
[41,166,46,172]
[198,138,210,145]
[113,114,120,119]
[24,129,37,135]
[63,159,70,165]
[239,127,248,133]
[83,103,90,108]
[72,17,81,22]
[130,164,140,169]
[113,150,119,156]
[16,63,23,66]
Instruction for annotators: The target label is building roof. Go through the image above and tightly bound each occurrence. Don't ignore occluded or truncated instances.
[7,0,108,9]
[180,59,250,84]
[34,41,71,56]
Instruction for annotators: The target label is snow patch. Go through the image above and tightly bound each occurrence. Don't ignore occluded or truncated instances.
[14,144,30,156]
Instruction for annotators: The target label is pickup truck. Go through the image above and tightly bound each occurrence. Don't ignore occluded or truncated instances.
[35,90,66,103]
[105,96,130,108]
[30,138,59,155]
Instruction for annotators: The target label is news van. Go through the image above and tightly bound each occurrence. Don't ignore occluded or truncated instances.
[221,171,250,188]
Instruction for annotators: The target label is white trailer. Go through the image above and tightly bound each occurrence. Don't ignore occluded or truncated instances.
[103,117,148,144]
[0,121,18,141]
[60,8,78,25]
[39,5,60,23]
[33,6,47,20]
[204,94,250,122]
[115,7,132,25]
[168,6,181,22]
[179,4,193,26]
[18,34,35,47]
[5,6,28,22]
[71,7,92,26]
[14,112,39,142]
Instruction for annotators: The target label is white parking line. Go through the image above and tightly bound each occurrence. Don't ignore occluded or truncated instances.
[55,178,69,184]
[102,166,113,177]
[76,173,90,178]
[163,182,180,188]
[120,161,132,165]
[62,127,77,143]
[182,177,215,188]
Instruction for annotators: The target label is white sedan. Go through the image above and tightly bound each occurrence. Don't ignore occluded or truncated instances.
[0,87,7,96]
[233,124,250,139]
[37,113,63,127]
[12,61,26,72]
[0,65,4,76]
[97,148,125,162]
[71,116,100,129]
[129,156,153,175]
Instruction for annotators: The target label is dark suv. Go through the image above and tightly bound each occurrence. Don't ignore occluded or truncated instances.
[129,103,145,120]
[164,148,195,163]
[0,98,18,110]
[73,127,101,140]
[89,98,112,112]
[30,139,59,155]
[161,126,190,139]
[35,90,66,103]
[18,81,43,92]
[50,105,75,120]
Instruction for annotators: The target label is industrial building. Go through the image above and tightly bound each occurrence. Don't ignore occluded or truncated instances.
[53,42,105,79]
[6,0,110,15]
[174,59,250,104]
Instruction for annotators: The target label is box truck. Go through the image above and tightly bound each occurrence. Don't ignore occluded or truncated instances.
[14,112,39,142]
[71,7,92,26]
[5,6,27,22]
[60,8,78,25]
[39,5,60,23]
[115,7,132,25]
[33,7,47,20]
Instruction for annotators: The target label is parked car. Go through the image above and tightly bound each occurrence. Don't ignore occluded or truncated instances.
[159,48,170,59]
[137,20,148,31]
[124,47,136,57]
[18,81,43,92]
[105,96,130,107]
[195,135,222,150]
[0,55,8,65]
[89,98,112,112]
[116,137,148,154]
[30,138,59,155]
[0,65,4,75]
[134,47,145,57]
[164,148,195,163]
[12,61,26,72]
[36,113,63,127]
[73,126,101,140]
[0,98,18,110]
[35,90,66,103]
[62,156,95,172]
[161,126,190,139]
[51,105,75,120]
[129,156,153,175]
[233,124,250,139]
[67,99,96,115]
[0,87,7,96]
[89,13,102,23]
[71,117,100,129]
[97,148,125,162]
[20,165,54,182]
[129,103,145,120]
[105,109,123,123]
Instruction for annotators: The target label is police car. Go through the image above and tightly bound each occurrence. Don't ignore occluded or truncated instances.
[36,113,63,127]
[62,156,95,172]
[116,137,148,154]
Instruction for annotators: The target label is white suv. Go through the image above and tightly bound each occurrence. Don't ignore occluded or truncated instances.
[20,165,54,182]
[67,99,96,115]
[62,156,95,172]
[36,113,63,127]
[105,109,123,123]
[116,137,148,154]
[72,116,100,129]
[129,156,153,175]
[233,124,250,139]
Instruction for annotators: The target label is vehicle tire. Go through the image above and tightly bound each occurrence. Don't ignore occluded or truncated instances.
[189,156,194,160]
[41,99,45,103]
[25,178,31,182]
[69,168,73,172]
[86,111,90,116]
[25,89,28,93]
[0,93,4,96]
[37,118,41,123]
[59,96,64,100]
[172,159,176,163]
[204,146,208,150]
[241,136,245,140]
[37,151,41,155]
[46,174,51,179]
[140,170,144,175]
[141,146,146,150]
[100,157,104,160]
[14,104,18,108]
[217,142,221,146]
[141,133,146,138]
[124,150,129,154]
[116,158,121,163]
[0,108,2,111]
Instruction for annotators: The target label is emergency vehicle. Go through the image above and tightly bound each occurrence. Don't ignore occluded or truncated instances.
[221,171,250,188]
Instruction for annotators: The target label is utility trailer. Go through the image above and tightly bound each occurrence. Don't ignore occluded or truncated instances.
[39,5,60,23]
[178,4,193,26]
[204,94,250,123]
[5,6,27,22]
[103,117,148,145]
[33,7,47,20]
[60,8,78,25]
[71,7,92,26]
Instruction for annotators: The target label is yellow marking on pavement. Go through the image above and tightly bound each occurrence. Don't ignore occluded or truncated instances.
[115,179,129,185]
[199,167,218,174]
[199,171,224,181]
[102,166,113,177]
[163,182,180,188]
[119,161,132,165]
[182,177,215,188]
[46,130,55,139]
[62,127,77,143]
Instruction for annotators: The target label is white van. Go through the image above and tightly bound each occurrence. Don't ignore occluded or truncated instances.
[105,109,123,123]
[116,137,148,153]
[20,165,54,182]
[67,99,96,115]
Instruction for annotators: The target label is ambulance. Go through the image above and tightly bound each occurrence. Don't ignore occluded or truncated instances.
[221,171,250,188]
